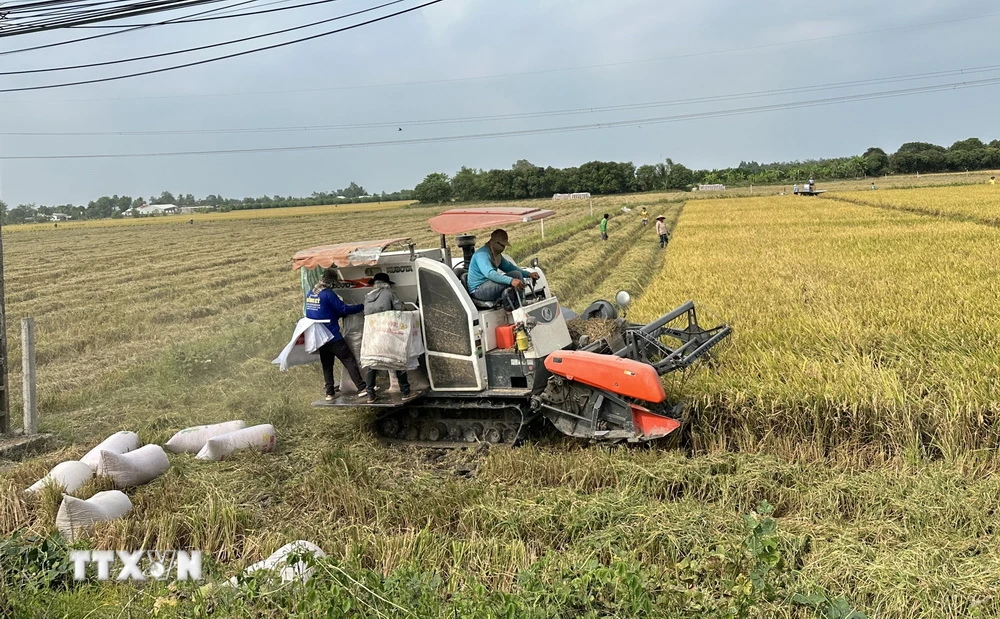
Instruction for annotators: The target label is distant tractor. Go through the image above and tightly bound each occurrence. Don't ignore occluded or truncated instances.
[290,207,731,446]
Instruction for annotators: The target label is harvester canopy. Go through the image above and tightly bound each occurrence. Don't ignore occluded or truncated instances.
[428,207,556,235]
[291,238,411,270]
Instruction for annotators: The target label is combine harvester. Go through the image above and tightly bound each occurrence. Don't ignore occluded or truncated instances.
[290,208,731,447]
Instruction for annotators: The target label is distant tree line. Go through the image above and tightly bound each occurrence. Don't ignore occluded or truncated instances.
[412,137,1000,203]
[3,137,998,222]
[0,181,414,225]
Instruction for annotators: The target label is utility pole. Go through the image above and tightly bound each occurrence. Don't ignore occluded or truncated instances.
[0,141,8,434]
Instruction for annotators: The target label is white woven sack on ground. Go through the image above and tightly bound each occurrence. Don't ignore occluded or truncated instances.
[164,420,248,454]
[230,540,327,586]
[24,461,94,495]
[56,490,133,542]
[360,310,424,371]
[97,444,170,488]
[80,431,141,471]
[195,424,276,461]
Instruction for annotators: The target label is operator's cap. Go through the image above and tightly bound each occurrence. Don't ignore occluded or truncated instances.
[369,272,395,286]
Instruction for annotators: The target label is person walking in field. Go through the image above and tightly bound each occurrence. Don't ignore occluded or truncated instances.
[640,207,649,225]
[362,272,418,405]
[871,182,876,190]
[600,213,609,241]
[793,184,799,195]
[990,176,996,185]
[305,268,367,400]
[655,215,671,249]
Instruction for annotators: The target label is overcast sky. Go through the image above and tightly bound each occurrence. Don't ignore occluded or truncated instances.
[0,0,996,206]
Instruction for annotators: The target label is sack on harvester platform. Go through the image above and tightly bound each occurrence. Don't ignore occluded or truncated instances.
[97,444,170,488]
[80,431,141,471]
[360,310,425,371]
[196,424,276,461]
[165,420,248,454]
[24,461,94,495]
[339,313,365,392]
[56,490,133,542]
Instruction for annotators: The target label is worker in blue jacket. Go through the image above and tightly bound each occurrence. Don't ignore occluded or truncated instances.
[305,268,367,400]
[467,229,539,303]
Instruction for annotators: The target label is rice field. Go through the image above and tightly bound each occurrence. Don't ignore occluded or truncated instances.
[2,186,1000,617]
[825,183,1000,225]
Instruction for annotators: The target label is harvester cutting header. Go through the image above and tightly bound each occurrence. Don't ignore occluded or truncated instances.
[280,207,731,446]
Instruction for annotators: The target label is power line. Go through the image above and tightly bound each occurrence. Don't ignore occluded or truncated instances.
[0,0,404,74]
[0,0,259,56]
[0,0,235,36]
[0,0,444,92]
[7,62,1000,137]
[8,8,1000,101]
[66,0,337,26]
[4,75,999,160]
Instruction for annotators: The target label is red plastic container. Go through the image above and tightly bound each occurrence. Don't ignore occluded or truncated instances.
[495,324,516,349]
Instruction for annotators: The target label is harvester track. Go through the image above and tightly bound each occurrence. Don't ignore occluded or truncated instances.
[374,397,537,448]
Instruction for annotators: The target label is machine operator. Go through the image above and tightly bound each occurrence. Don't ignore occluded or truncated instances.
[466,229,539,304]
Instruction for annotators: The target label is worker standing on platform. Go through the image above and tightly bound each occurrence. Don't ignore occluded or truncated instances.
[362,273,417,405]
[305,268,367,400]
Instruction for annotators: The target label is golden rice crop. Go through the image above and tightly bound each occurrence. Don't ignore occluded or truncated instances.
[827,183,1000,225]
[632,193,1000,458]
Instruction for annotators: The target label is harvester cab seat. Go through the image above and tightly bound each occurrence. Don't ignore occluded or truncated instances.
[458,271,502,310]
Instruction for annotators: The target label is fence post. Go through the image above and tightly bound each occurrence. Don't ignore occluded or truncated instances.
[22,318,36,435]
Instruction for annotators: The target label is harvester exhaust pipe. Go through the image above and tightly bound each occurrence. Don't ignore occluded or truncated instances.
[456,234,477,267]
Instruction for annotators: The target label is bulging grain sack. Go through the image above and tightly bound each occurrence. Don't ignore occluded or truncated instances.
[56,490,132,542]
[360,310,424,371]
[24,461,93,495]
[195,424,276,461]
[80,431,141,471]
[164,420,248,454]
[229,540,326,586]
[97,444,170,488]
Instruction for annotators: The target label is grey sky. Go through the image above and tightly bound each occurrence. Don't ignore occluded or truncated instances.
[0,0,996,206]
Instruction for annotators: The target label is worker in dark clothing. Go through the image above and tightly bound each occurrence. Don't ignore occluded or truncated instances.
[362,272,418,404]
[304,268,367,400]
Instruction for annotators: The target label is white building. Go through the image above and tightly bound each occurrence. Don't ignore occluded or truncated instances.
[50,213,72,221]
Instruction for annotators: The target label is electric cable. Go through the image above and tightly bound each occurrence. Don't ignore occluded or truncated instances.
[0,0,444,92]
[3,74,998,160]
[7,62,1000,136]
[0,0,405,74]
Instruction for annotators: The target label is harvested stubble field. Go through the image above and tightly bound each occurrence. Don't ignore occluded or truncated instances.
[1,187,999,617]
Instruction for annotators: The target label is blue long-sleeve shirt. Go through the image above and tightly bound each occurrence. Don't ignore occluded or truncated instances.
[304,288,363,341]
[466,245,530,292]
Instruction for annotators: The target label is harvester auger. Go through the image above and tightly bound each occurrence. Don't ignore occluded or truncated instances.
[288,207,731,447]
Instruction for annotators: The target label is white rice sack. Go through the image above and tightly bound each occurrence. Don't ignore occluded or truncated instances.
[230,540,326,586]
[97,444,170,488]
[56,490,132,542]
[195,424,276,461]
[24,461,94,495]
[164,420,248,454]
[80,431,141,471]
